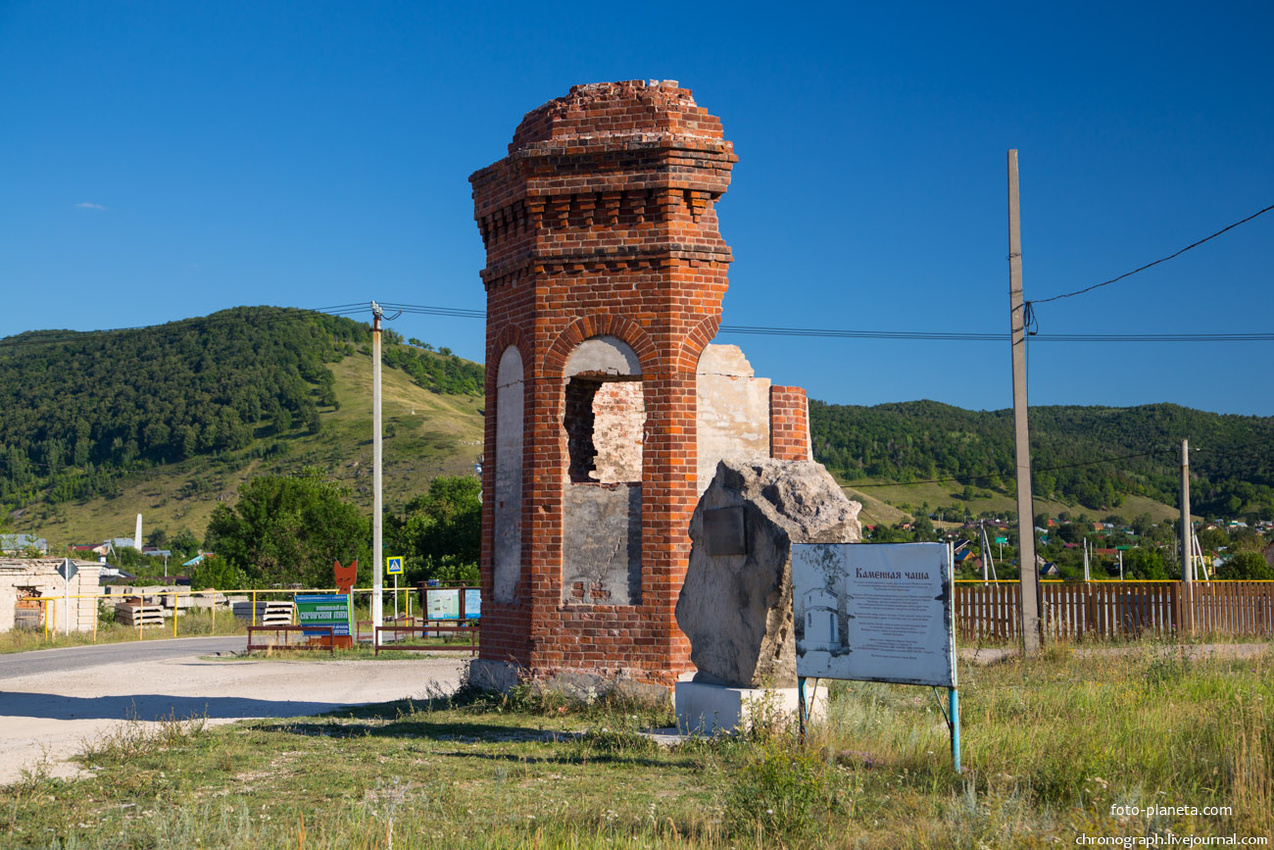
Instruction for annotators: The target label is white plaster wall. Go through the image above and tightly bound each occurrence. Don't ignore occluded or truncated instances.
[696,344,771,494]
[564,335,642,377]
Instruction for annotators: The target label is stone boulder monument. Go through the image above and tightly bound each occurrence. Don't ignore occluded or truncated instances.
[675,458,861,731]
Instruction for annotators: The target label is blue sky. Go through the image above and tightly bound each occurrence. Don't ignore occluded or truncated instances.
[3,1,1271,415]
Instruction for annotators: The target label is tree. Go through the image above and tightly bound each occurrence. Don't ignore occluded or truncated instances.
[1122,547,1169,580]
[1215,551,1274,581]
[170,527,201,563]
[385,475,481,582]
[190,554,246,590]
[1131,513,1155,538]
[204,472,369,588]
[911,513,936,542]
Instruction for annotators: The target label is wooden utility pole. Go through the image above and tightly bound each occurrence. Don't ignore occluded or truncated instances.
[1007,150,1041,653]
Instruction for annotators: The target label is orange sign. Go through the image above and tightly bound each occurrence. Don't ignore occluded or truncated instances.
[334,559,357,594]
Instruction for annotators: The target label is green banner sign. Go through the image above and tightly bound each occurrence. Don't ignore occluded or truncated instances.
[296,593,351,637]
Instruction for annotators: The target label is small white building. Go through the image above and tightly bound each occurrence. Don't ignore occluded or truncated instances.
[0,559,102,633]
[802,586,841,652]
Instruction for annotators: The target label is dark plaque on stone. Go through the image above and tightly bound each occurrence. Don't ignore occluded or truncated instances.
[703,506,746,556]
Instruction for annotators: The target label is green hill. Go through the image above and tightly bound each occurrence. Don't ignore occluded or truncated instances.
[0,307,484,549]
[811,399,1274,522]
[5,307,1273,551]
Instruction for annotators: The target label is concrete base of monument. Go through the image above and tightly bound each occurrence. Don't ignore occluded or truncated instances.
[674,680,827,736]
[467,658,522,692]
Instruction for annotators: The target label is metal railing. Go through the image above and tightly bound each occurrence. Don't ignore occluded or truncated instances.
[373,621,479,656]
[246,625,336,654]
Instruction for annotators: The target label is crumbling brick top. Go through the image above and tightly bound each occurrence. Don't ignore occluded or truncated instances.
[509,80,728,154]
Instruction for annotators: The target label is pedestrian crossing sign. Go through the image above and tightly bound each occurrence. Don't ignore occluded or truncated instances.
[386,556,404,575]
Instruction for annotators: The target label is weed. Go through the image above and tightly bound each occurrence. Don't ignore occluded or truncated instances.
[1143,642,1193,688]
[79,709,208,767]
[722,733,844,840]
[567,725,661,760]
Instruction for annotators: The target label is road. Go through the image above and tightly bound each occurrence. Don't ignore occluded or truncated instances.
[0,637,465,785]
[0,636,243,678]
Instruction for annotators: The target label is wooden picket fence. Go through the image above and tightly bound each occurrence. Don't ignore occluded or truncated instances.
[955,581,1274,642]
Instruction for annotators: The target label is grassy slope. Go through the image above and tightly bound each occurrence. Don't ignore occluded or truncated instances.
[23,353,483,550]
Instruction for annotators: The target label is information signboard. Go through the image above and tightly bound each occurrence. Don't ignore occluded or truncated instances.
[296,593,351,637]
[463,588,481,620]
[792,542,955,687]
[425,587,461,620]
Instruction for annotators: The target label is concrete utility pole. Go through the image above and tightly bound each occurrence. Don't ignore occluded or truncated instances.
[1180,438,1194,633]
[1180,439,1192,583]
[1007,149,1041,653]
[371,302,385,646]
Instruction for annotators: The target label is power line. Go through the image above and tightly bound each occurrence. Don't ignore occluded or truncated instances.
[377,302,485,320]
[371,301,1274,344]
[723,326,1268,341]
[1032,202,1274,306]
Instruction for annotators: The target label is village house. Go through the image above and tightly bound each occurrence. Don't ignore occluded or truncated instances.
[0,558,101,633]
[0,534,48,556]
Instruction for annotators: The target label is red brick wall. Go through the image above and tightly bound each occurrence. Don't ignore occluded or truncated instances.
[770,386,812,462]
[471,81,737,684]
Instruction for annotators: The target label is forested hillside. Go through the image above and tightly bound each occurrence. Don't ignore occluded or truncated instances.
[5,306,1273,543]
[0,307,483,513]
[811,400,1274,518]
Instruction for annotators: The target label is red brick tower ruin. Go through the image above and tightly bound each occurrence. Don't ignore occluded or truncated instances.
[469,80,811,690]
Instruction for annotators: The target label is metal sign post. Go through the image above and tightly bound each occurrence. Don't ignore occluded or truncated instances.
[57,558,78,636]
[386,557,403,621]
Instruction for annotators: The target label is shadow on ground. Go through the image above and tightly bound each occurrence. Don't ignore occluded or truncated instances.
[0,692,355,721]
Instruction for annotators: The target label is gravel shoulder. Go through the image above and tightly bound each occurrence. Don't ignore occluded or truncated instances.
[0,641,464,785]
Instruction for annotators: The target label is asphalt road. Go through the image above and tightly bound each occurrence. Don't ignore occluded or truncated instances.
[0,637,464,785]
[0,635,244,679]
